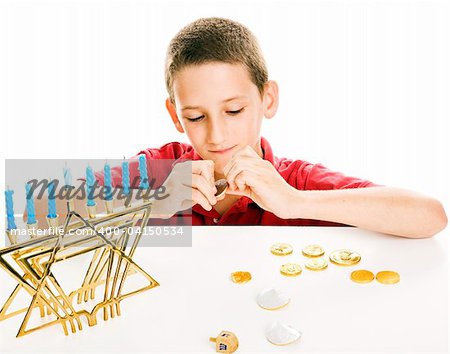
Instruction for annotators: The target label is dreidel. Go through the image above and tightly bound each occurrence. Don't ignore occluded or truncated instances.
[209,330,239,353]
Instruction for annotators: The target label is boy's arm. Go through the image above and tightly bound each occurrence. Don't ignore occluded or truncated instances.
[224,146,447,239]
[285,186,448,238]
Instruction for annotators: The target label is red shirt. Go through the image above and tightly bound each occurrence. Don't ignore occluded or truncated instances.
[93,137,381,226]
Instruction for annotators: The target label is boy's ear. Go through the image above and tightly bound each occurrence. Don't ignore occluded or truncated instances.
[263,80,279,119]
[165,98,185,133]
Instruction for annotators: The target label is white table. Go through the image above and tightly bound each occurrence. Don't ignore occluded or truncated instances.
[0,226,448,353]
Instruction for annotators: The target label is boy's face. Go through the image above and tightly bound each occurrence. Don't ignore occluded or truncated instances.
[166,62,278,177]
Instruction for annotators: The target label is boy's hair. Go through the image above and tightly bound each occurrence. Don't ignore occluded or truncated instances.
[165,17,268,104]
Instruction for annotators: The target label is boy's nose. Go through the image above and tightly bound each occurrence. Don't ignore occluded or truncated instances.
[207,118,226,145]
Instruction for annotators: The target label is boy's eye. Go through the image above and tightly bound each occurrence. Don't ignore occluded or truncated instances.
[227,108,244,115]
[185,115,205,122]
[184,107,245,122]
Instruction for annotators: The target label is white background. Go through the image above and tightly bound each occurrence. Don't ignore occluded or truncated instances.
[0,0,449,199]
[0,0,448,352]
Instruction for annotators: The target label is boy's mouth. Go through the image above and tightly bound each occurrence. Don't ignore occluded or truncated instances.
[208,145,237,154]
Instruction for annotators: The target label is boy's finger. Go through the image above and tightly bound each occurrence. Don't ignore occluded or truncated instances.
[223,155,253,179]
[208,159,215,186]
[231,145,258,160]
[224,150,243,173]
[226,183,252,198]
[225,161,253,191]
[187,174,217,206]
[192,160,215,189]
[234,171,249,191]
[224,161,240,190]
[190,188,213,211]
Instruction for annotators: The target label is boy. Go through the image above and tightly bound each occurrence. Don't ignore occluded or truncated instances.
[28,17,447,238]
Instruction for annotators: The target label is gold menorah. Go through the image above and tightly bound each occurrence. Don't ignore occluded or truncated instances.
[0,200,159,337]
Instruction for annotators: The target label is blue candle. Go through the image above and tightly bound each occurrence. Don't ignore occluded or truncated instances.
[47,180,57,218]
[63,166,72,186]
[104,162,113,201]
[5,189,17,230]
[138,155,149,189]
[25,183,36,224]
[122,158,130,195]
[86,165,96,206]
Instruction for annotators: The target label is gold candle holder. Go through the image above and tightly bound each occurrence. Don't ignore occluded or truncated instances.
[87,204,97,219]
[105,200,114,214]
[124,193,131,208]
[0,196,159,338]
[6,229,17,245]
[26,222,39,239]
[46,215,60,236]
[67,198,75,212]
[143,189,151,202]
[64,186,75,212]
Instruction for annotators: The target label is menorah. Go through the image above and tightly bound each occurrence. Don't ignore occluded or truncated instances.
[0,197,159,338]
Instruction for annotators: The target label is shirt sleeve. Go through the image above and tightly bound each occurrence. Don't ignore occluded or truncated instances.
[299,163,382,190]
[283,162,383,227]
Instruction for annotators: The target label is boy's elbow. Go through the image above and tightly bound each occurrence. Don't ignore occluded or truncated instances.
[433,199,448,235]
[418,198,448,239]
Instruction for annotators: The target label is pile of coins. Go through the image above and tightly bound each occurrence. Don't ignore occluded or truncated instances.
[303,244,328,271]
[230,243,399,285]
[227,242,400,347]
[270,243,362,277]
[268,243,399,285]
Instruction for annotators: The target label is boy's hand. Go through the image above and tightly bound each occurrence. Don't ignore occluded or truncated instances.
[152,160,219,217]
[223,145,296,219]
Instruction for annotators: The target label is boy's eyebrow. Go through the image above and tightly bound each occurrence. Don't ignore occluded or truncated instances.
[181,96,247,111]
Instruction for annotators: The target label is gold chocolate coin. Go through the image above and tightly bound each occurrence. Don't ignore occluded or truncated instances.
[350,270,375,284]
[329,249,361,266]
[270,243,293,256]
[214,179,228,199]
[376,271,400,285]
[231,271,252,284]
[280,263,302,276]
[302,244,325,257]
[305,257,328,271]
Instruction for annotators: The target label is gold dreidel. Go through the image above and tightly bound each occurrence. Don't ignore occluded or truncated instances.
[209,330,239,353]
